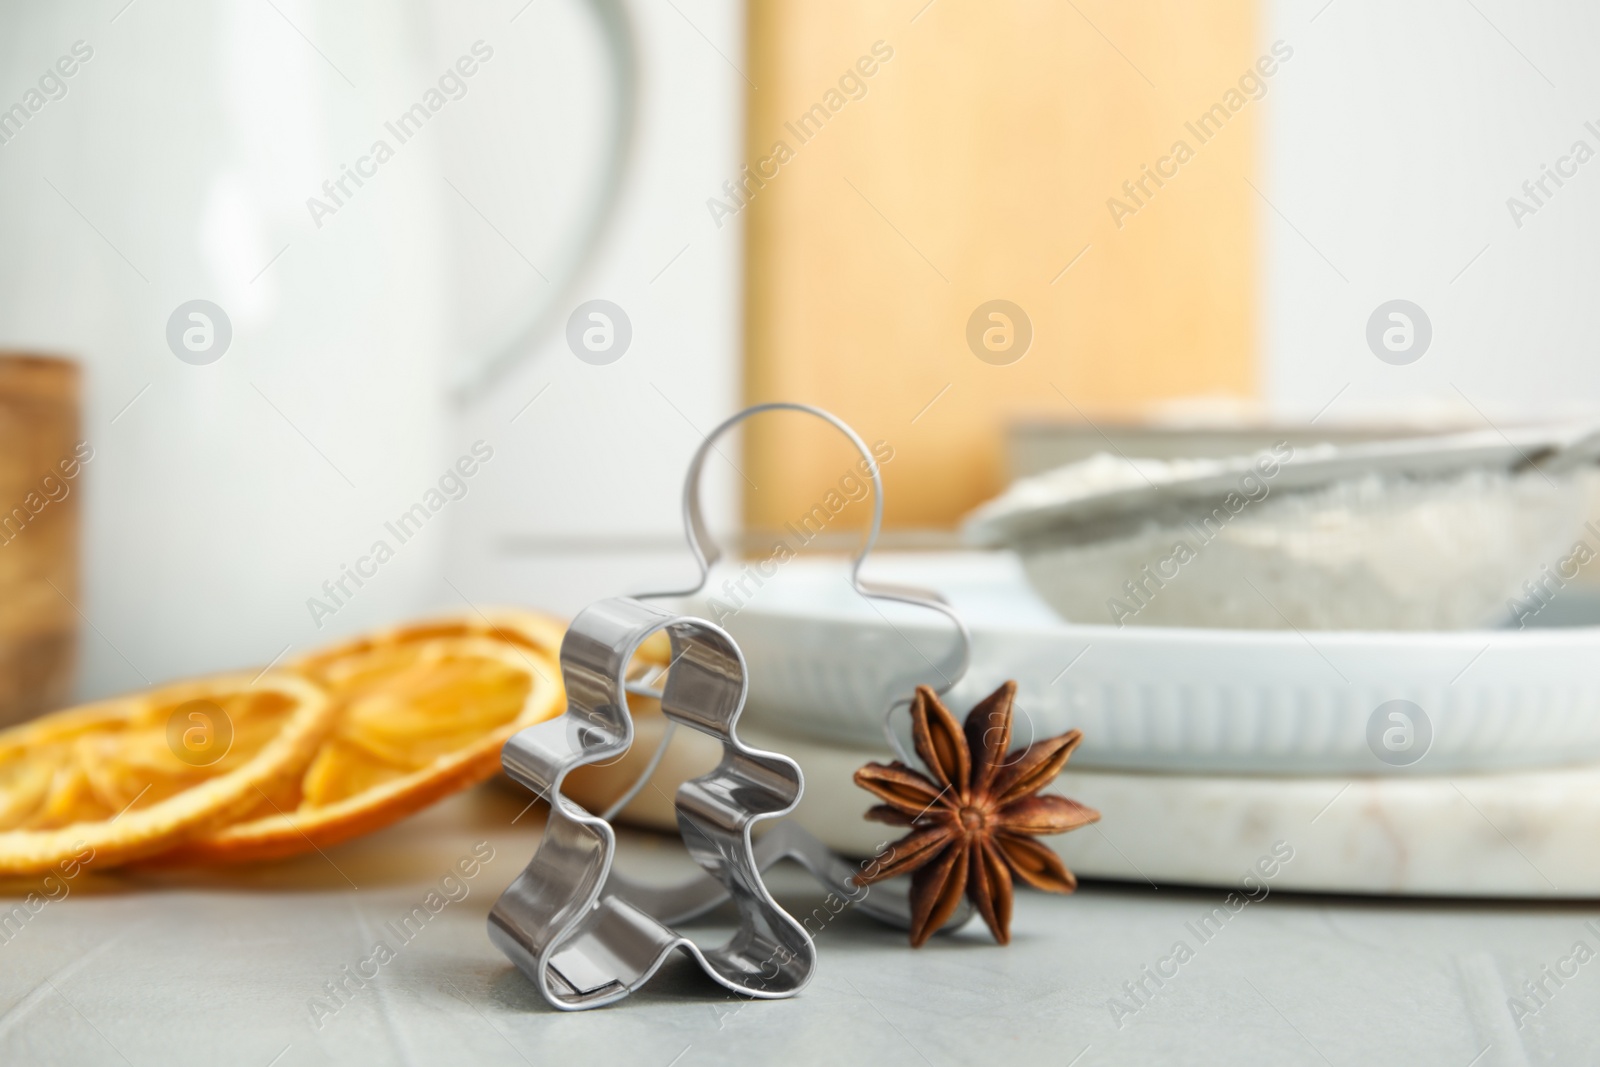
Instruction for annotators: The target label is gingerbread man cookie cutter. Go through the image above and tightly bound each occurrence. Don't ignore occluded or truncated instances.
[489,404,972,1011]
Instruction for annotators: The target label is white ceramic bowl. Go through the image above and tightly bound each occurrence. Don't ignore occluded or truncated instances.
[690,552,1600,775]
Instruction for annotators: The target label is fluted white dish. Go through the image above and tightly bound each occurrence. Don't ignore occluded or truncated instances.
[687,552,1600,774]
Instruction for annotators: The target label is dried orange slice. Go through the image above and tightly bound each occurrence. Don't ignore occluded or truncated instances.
[0,672,334,876]
[162,610,566,864]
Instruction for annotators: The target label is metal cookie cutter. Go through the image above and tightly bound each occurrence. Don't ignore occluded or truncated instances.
[490,403,972,1011]
[488,597,812,1009]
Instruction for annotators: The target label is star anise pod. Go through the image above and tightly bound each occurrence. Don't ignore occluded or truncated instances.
[852,681,1099,947]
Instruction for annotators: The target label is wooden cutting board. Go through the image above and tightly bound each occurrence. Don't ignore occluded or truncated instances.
[741,0,1260,530]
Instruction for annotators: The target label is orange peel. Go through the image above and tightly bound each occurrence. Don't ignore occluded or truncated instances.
[0,671,334,876]
[162,610,566,864]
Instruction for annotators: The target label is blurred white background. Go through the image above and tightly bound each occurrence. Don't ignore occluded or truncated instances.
[1263,0,1600,424]
[3,0,1598,701]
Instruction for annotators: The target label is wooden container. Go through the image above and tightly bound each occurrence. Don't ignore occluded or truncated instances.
[0,354,80,726]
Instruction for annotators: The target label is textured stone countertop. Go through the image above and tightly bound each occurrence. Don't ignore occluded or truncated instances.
[2,784,1595,1066]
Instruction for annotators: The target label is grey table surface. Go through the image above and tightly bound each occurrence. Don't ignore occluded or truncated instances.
[2,784,1595,1067]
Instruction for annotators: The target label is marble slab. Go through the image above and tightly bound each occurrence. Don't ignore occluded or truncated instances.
[579,718,1600,898]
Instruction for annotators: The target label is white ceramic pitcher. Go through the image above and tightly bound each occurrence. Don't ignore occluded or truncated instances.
[0,0,633,697]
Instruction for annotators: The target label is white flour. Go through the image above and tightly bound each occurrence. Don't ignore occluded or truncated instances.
[1013,466,1594,630]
